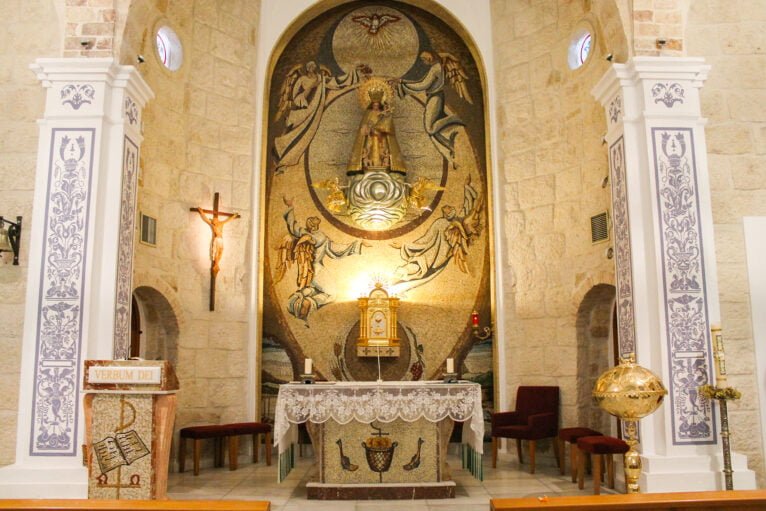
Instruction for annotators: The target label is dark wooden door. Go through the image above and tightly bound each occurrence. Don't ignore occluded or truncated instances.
[130,295,141,358]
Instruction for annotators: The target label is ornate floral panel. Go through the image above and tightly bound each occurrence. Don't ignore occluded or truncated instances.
[261,1,492,423]
[30,128,96,455]
[608,135,636,359]
[651,127,716,445]
[113,135,140,359]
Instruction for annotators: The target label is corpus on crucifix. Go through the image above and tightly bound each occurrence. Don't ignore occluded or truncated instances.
[191,192,240,311]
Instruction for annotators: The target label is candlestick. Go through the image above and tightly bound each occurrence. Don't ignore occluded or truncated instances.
[446,358,454,374]
[304,358,312,375]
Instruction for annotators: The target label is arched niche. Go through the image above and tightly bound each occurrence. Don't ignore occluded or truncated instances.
[575,283,616,435]
[132,285,180,367]
[256,0,499,420]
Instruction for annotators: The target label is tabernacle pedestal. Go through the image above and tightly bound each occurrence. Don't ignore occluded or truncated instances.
[83,360,179,499]
[274,381,484,499]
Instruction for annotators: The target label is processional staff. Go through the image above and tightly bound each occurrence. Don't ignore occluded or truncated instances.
[700,325,742,491]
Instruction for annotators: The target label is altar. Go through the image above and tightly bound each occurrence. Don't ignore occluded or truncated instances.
[273,380,484,499]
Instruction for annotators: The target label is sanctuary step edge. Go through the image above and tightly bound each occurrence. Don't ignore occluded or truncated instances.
[0,500,269,511]
[491,489,766,511]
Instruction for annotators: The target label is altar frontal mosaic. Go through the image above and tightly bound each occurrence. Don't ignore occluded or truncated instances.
[319,419,439,484]
[261,1,493,420]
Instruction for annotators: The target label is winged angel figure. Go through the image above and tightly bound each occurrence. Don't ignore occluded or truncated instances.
[274,197,368,323]
[396,51,473,167]
[273,61,370,173]
[392,175,484,290]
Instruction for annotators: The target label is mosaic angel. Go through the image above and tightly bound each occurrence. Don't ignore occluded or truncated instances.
[274,197,368,322]
[392,175,484,289]
[396,51,473,167]
[273,61,371,173]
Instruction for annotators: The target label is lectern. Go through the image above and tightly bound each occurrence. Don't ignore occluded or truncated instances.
[83,360,179,499]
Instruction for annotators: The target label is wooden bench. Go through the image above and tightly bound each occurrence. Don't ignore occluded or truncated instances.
[0,500,270,510]
[179,422,272,475]
[491,489,766,510]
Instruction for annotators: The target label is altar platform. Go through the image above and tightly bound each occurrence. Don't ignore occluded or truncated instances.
[165,449,614,509]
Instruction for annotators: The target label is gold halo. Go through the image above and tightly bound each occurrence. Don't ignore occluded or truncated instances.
[358,77,395,108]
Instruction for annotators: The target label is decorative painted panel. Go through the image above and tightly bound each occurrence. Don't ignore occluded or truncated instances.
[608,136,636,359]
[113,136,139,359]
[30,128,96,455]
[607,93,622,130]
[651,83,685,108]
[651,127,716,445]
[124,96,139,127]
[60,83,96,110]
[261,2,493,427]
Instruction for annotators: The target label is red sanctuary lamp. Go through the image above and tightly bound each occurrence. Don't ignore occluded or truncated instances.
[470,309,491,341]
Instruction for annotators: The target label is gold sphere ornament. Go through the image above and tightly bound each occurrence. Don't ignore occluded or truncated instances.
[592,356,667,420]
[592,356,667,494]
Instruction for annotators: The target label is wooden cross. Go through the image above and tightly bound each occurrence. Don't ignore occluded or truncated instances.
[191,192,240,311]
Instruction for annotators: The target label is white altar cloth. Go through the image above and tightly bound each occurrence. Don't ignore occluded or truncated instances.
[273,380,484,481]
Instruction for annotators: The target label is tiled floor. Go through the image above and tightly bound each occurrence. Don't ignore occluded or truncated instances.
[167,447,618,510]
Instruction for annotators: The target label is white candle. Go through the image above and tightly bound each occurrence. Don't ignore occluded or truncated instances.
[304,358,312,374]
[446,358,454,374]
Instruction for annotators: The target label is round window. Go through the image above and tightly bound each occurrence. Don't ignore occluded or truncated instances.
[155,25,183,71]
[568,29,593,70]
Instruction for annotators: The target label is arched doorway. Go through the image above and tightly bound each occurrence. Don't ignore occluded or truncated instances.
[576,284,616,435]
[131,286,179,366]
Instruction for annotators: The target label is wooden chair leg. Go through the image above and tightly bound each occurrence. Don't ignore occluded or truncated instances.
[578,448,586,489]
[215,437,224,467]
[607,454,615,489]
[229,435,239,471]
[558,438,565,475]
[193,439,201,476]
[529,439,536,474]
[552,437,560,469]
[593,453,602,495]
[253,433,259,464]
[265,431,272,466]
[491,437,498,468]
[516,438,523,464]
[179,437,186,473]
[570,442,578,483]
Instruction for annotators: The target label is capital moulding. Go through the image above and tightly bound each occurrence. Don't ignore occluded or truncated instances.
[592,57,710,107]
[30,57,154,108]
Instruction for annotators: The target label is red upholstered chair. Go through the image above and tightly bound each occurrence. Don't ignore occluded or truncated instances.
[491,386,560,473]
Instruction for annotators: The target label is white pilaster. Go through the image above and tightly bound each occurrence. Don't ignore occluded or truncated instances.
[0,58,153,498]
[593,57,755,491]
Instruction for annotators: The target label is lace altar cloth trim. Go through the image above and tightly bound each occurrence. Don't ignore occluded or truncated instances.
[274,381,484,454]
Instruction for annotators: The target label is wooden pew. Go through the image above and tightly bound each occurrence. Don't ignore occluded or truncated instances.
[0,500,269,511]
[491,489,766,511]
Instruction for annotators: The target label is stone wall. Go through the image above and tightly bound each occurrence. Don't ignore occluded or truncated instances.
[490,0,627,438]
[0,0,62,466]
[64,0,117,57]
[116,0,260,465]
[686,0,766,485]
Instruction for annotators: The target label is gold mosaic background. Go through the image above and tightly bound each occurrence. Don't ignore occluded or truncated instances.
[261,1,492,419]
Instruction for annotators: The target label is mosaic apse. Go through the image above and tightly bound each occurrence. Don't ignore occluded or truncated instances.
[261,1,493,426]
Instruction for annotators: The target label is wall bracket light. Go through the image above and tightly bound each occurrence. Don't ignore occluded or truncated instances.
[0,216,22,265]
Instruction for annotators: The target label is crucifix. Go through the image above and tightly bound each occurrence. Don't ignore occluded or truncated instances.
[191,192,240,311]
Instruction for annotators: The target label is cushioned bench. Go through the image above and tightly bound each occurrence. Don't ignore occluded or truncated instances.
[179,422,272,475]
[577,435,629,495]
